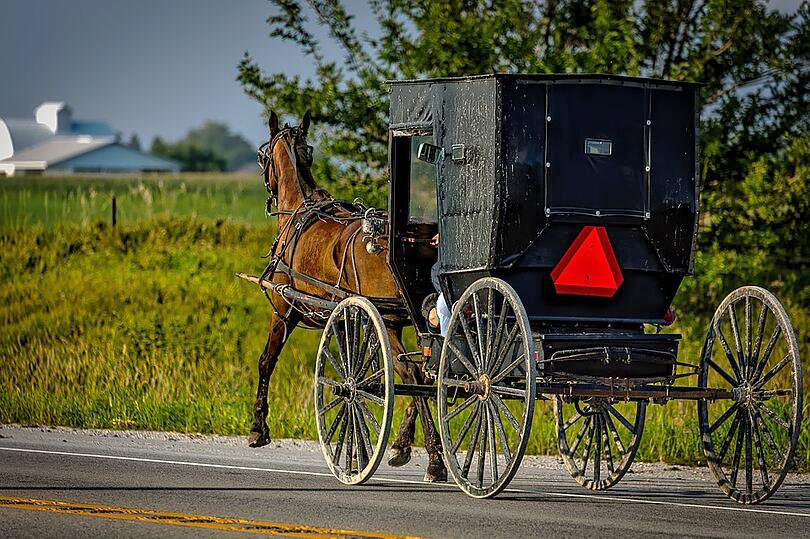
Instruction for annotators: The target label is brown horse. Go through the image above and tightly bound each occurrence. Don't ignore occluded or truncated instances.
[248,111,447,482]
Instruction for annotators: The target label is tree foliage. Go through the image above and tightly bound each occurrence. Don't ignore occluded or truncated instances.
[239,0,809,315]
[150,121,255,172]
[151,136,227,173]
[182,122,256,171]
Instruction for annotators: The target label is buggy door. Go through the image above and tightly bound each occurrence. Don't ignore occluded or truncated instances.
[388,132,438,332]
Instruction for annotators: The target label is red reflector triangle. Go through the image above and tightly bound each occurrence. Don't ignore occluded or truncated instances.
[551,226,624,297]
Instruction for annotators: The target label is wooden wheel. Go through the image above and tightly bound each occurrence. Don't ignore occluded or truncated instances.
[554,397,645,490]
[438,277,536,498]
[315,297,394,485]
[698,286,802,504]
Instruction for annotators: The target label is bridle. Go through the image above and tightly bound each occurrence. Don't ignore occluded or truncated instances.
[257,126,314,213]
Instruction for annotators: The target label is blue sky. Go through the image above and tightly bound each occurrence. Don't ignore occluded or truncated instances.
[0,0,802,148]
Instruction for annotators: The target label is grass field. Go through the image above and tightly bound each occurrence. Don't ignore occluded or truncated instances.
[1,174,807,470]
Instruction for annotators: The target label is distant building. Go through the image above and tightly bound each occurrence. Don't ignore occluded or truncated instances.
[0,102,180,176]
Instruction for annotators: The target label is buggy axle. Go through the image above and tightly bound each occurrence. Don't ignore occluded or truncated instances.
[391,382,734,401]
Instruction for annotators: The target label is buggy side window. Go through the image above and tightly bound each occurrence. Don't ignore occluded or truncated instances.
[408,136,437,222]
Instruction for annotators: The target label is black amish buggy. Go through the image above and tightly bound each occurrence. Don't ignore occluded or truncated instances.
[257,74,803,504]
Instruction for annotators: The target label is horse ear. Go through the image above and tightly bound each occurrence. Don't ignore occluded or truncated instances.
[268,111,280,137]
[300,111,311,139]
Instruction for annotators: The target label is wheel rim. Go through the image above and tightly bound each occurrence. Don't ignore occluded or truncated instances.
[554,396,645,490]
[315,297,393,485]
[698,286,802,504]
[438,277,536,498]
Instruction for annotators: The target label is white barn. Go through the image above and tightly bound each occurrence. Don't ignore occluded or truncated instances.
[0,102,179,176]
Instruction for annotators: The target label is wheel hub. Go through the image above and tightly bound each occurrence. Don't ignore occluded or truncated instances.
[465,374,492,400]
[333,377,357,402]
[732,382,756,408]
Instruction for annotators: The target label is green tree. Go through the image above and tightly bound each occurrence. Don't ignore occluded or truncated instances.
[238,0,809,313]
[183,121,256,171]
[150,136,227,172]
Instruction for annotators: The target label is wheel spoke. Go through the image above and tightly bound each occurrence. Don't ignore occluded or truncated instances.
[354,405,373,469]
[752,302,768,366]
[491,385,526,398]
[718,413,740,463]
[477,410,487,488]
[345,406,355,473]
[750,410,770,489]
[745,414,754,496]
[318,376,340,387]
[353,319,375,378]
[356,389,385,407]
[356,339,381,382]
[492,354,526,383]
[581,421,595,474]
[728,302,746,379]
[352,308,362,372]
[441,377,468,389]
[472,291,485,371]
[714,321,743,381]
[461,411,483,478]
[593,415,602,483]
[752,326,781,382]
[489,400,512,463]
[754,354,791,390]
[446,395,478,421]
[570,416,592,456]
[756,402,790,430]
[602,416,615,474]
[322,345,346,380]
[344,311,354,376]
[357,368,384,388]
[447,340,478,376]
[604,412,627,454]
[562,410,584,432]
[356,399,380,434]
[332,323,350,377]
[457,306,483,371]
[487,299,510,375]
[319,397,343,416]
[491,394,521,434]
[489,323,519,377]
[487,404,499,483]
[608,406,635,434]
[451,403,482,453]
[744,296,753,378]
[754,408,783,459]
[325,404,347,445]
[484,287,494,372]
[754,388,794,399]
[708,403,739,434]
[706,357,738,387]
[729,416,745,487]
[333,409,350,464]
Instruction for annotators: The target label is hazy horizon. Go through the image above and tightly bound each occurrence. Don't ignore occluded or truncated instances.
[0,0,802,149]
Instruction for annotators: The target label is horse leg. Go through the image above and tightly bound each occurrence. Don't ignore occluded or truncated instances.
[388,398,417,467]
[413,368,447,482]
[249,311,296,447]
[387,329,447,482]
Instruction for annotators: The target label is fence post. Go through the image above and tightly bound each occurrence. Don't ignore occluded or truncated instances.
[112,195,117,227]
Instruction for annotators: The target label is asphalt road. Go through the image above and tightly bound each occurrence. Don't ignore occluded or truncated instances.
[1,425,808,538]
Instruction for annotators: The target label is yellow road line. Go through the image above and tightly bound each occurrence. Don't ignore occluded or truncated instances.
[0,496,425,539]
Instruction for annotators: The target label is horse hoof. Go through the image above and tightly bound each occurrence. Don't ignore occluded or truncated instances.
[248,430,270,448]
[387,446,412,467]
[424,459,447,483]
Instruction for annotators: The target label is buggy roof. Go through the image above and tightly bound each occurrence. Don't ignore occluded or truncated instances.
[386,73,702,89]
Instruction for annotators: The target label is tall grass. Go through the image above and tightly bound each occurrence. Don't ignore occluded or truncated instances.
[0,175,806,470]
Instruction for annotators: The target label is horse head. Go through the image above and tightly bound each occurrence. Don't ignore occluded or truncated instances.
[258,110,315,210]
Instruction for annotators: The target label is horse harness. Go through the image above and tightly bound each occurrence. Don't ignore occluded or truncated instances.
[256,128,396,335]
